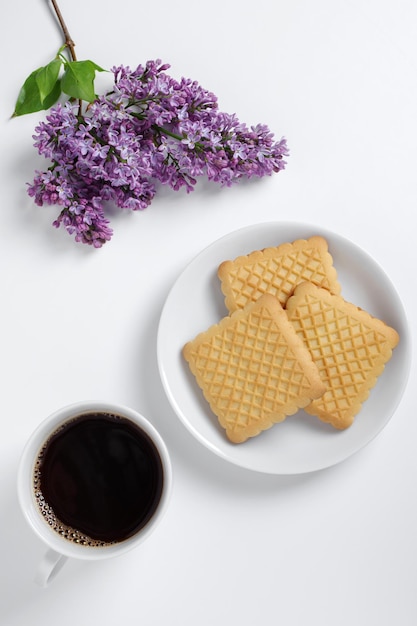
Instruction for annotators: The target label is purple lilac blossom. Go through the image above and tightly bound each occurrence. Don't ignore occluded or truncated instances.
[28,60,289,246]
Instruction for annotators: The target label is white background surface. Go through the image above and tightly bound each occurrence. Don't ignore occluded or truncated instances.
[1,1,416,624]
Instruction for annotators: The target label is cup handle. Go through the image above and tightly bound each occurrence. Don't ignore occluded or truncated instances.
[34,548,68,587]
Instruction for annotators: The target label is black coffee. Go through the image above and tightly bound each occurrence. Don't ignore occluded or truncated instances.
[33,412,164,546]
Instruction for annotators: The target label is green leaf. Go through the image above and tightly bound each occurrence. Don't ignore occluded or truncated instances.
[61,60,105,102]
[13,67,61,117]
[36,58,62,104]
[86,60,106,73]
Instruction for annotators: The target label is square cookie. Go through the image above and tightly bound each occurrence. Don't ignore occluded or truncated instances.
[285,282,400,429]
[218,235,341,313]
[183,294,326,443]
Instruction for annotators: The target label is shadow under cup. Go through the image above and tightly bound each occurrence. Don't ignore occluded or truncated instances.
[18,402,172,563]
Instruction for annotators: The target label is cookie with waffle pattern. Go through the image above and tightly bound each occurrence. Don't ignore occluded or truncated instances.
[183,293,326,443]
[285,282,400,429]
[218,235,341,314]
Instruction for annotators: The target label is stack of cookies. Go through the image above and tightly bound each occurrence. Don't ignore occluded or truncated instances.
[182,236,399,443]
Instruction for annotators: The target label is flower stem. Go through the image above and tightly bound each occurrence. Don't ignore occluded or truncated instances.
[49,0,83,113]
[50,0,77,61]
[154,125,183,142]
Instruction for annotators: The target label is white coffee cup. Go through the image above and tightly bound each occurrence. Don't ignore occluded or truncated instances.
[17,401,172,587]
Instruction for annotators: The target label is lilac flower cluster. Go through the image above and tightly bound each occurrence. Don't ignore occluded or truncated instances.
[28,60,288,246]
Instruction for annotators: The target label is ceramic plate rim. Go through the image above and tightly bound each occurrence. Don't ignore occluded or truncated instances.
[157,221,411,475]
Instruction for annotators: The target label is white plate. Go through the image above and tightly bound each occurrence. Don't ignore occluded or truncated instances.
[157,222,411,474]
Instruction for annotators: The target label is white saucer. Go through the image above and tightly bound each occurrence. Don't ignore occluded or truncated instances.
[157,222,411,474]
